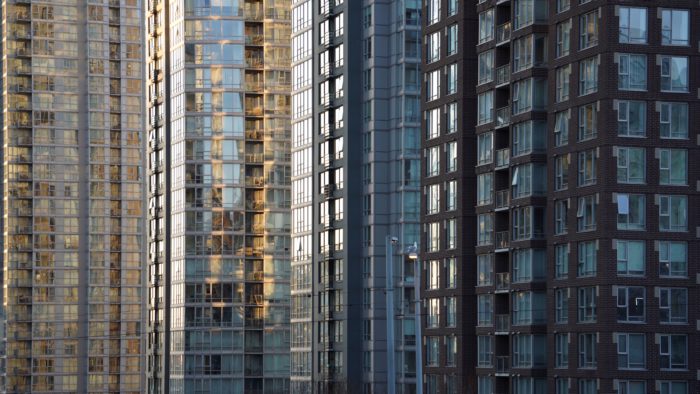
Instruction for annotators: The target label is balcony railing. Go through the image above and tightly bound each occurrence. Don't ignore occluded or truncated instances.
[496,64,510,86]
[496,314,510,332]
[495,106,510,128]
[495,231,509,250]
[495,148,510,168]
[495,189,509,210]
[496,22,511,44]
[496,356,510,374]
[496,272,510,291]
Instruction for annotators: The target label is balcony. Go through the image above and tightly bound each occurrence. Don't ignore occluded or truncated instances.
[495,190,509,211]
[495,314,510,334]
[495,106,510,128]
[495,272,510,292]
[495,149,509,169]
[495,64,510,87]
[496,22,511,45]
[496,356,510,375]
[495,231,509,251]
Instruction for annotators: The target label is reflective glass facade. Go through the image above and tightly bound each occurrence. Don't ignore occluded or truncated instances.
[2,0,145,392]
[146,0,291,392]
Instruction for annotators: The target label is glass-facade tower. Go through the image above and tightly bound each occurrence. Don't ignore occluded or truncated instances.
[146,0,291,392]
[2,0,145,392]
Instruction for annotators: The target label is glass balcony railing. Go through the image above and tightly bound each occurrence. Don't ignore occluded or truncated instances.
[496,22,511,44]
[495,106,510,128]
[495,231,509,250]
[495,189,509,209]
[495,148,510,168]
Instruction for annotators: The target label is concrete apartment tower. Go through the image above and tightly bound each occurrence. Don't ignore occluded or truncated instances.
[421,0,699,393]
[290,0,423,392]
[145,0,292,392]
[1,0,146,392]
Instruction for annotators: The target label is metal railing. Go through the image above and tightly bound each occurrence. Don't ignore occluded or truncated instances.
[496,314,510,332]
[496,64,510,86]
[496,106,510,128]
[496,356,510,373]
[495,189,509,209]
[496,231,509,249]
[496,272,510,291]
[495,148,510,168]
[496,22,511,44]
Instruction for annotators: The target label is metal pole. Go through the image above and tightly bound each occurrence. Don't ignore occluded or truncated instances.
[385,236,396,394]
[414,257,423,394]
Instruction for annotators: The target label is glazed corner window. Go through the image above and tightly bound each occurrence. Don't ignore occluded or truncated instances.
[618,54,647,91]
[660,56,688,92]
[661,9,689,46]
[617,100,646,137]
[659,102,688,139]
[658,195,687,232]
[618,7,647,44]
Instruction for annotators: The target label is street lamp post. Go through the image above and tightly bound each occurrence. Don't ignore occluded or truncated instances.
[407,243,422,394]
[385,236,397,394]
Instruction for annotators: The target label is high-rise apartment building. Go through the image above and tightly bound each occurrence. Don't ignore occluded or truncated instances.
[1,0,145,392]
[422,0,699,393]
[421,0,477,392]
[146,0,292,393]
[296,0,423,392]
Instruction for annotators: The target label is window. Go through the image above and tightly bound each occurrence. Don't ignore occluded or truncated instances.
[659,334,687,369]
[446,219,456,249]
[446,257,456,288]
[426,336,439,367]
[556,20,571,58]
[478,377,493,394]
[478,50,494,85]
[618,381,646,394]
[617,193,645,230]
[619,7,647,44]
[477,173,493,206]
[555,333,569,367]
[554,110,570,147]
[578,103,597,141]
[426,108,440,140]
[661,9,689,46]
[512,163,546,198]
[477,133,493,165]
[579,380,597,394]
[447,0,457,16]
[659,195,687,232]
[427,298,440,327]
[617,147,645,184]
[427,0,440,25]
[577,195,596,232]
[442,103,456,134]
[477,294,493,326]
[478,9,494,44]
[512,291,546,325]
[446,63,457,95]
[659,102,688,139]
[514,0,536,29]
[427,32,440,64]
[616,240,645,276]
[477,91,493,125]
[426,146,439,177]
[512,334,546,368]
[578,333,597,368]
[616,286,645,322]
[659,149,687,185]
[446,24,458,56]
[578,286,596,322]
[555,244,569,279]
[579,57,598,95]
[477,254,493,286]
[556,378,570,394]
[512,206,545,241]
[427,222,439,252]
[618,54,647,91]
[555,289,569,324]
[659,288,688,324]
[555,155,570,191]
[617,100,646,137]
[617,333,646,369]
[512,78,546,115]
[512,249,545,283]
[513,35,533,72]
[427,184,440,215]
[477,214,493,246]
[577,150,596,186]
[554,199,568,235]
[512,121,545,157]
[446,141,457,172]
[556,65,571,102]
[557,0,570,13]
[659,241,687,277]
[659,382,687,394]
[660,56,688,92]
[427,70,440,101]
[446,298,456,328]
[446,180,457,211]
[577,241,596,277]
[579,11,598,49]
[477,336,493,367]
